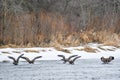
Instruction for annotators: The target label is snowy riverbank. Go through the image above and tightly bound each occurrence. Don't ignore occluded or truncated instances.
[0,43,120,62]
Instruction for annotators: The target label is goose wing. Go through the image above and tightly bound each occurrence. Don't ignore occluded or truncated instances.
[21,56,31,62]
[67,55,78,60]
[32,56,42,62]
[58,55,66,61]
[8,56,16,62]
[72,56,81,62]
[16,54,24,62]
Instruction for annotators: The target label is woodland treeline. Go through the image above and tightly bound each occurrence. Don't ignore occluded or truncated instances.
[0,0,120,47]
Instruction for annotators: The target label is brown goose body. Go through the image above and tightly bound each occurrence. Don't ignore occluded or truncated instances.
[101,56,114,64]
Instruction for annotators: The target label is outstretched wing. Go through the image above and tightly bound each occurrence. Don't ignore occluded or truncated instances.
[21,56,31,63]
[58,55,66,61]
[32,56,42,62]
[16,54,24,62]
[8,56,16,62]
[72,56,81,62]
[67,55,78,60]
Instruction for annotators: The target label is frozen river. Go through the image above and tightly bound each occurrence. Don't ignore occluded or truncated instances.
[0,59,120,80]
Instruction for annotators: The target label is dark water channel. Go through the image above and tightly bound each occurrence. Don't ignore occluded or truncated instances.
[0,59,120,80]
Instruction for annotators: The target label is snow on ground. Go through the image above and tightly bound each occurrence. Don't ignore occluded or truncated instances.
[0,43,120,62]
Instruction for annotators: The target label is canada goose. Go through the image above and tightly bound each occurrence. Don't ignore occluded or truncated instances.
[21,56,42,64]
[8,54,24,65]
[58,55,78,63]
[101,56,114,64]
[69,56,81,64]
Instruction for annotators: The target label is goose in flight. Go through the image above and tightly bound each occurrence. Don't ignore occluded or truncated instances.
[58,55,78,63]
[101,56,114,64]
[21,56,42,64]
[69,56,81,64]
[8,54,24,65]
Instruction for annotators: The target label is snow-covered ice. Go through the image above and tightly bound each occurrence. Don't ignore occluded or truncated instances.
[0,43,120,62]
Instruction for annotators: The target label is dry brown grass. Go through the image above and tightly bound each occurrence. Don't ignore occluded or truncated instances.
[115,45,120,48]
[24,50,39,53]
[103,41,119,47]
[63,33,80,46]
[78,30,120,47]
[107,48,115,51]
[60,49,71,53]
[0,11,120,47]
[0,44,27,48]
[54,46,71,53]
[81,46,98,53]
[41,50,46,52]
[0,44,17,48]
[1,51,10,54]
[0,30,120,48]
[98,46,116,51]
[79,31,94,43]
[12,51,21,53]
[75,48,83,51]
[97,46,106,51]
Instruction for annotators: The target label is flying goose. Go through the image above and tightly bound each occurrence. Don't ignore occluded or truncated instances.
[8,54,24,65]
[69,56,81,64]
[101,56,114,64]
[21,56,42,64]
[58,55,78,63]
